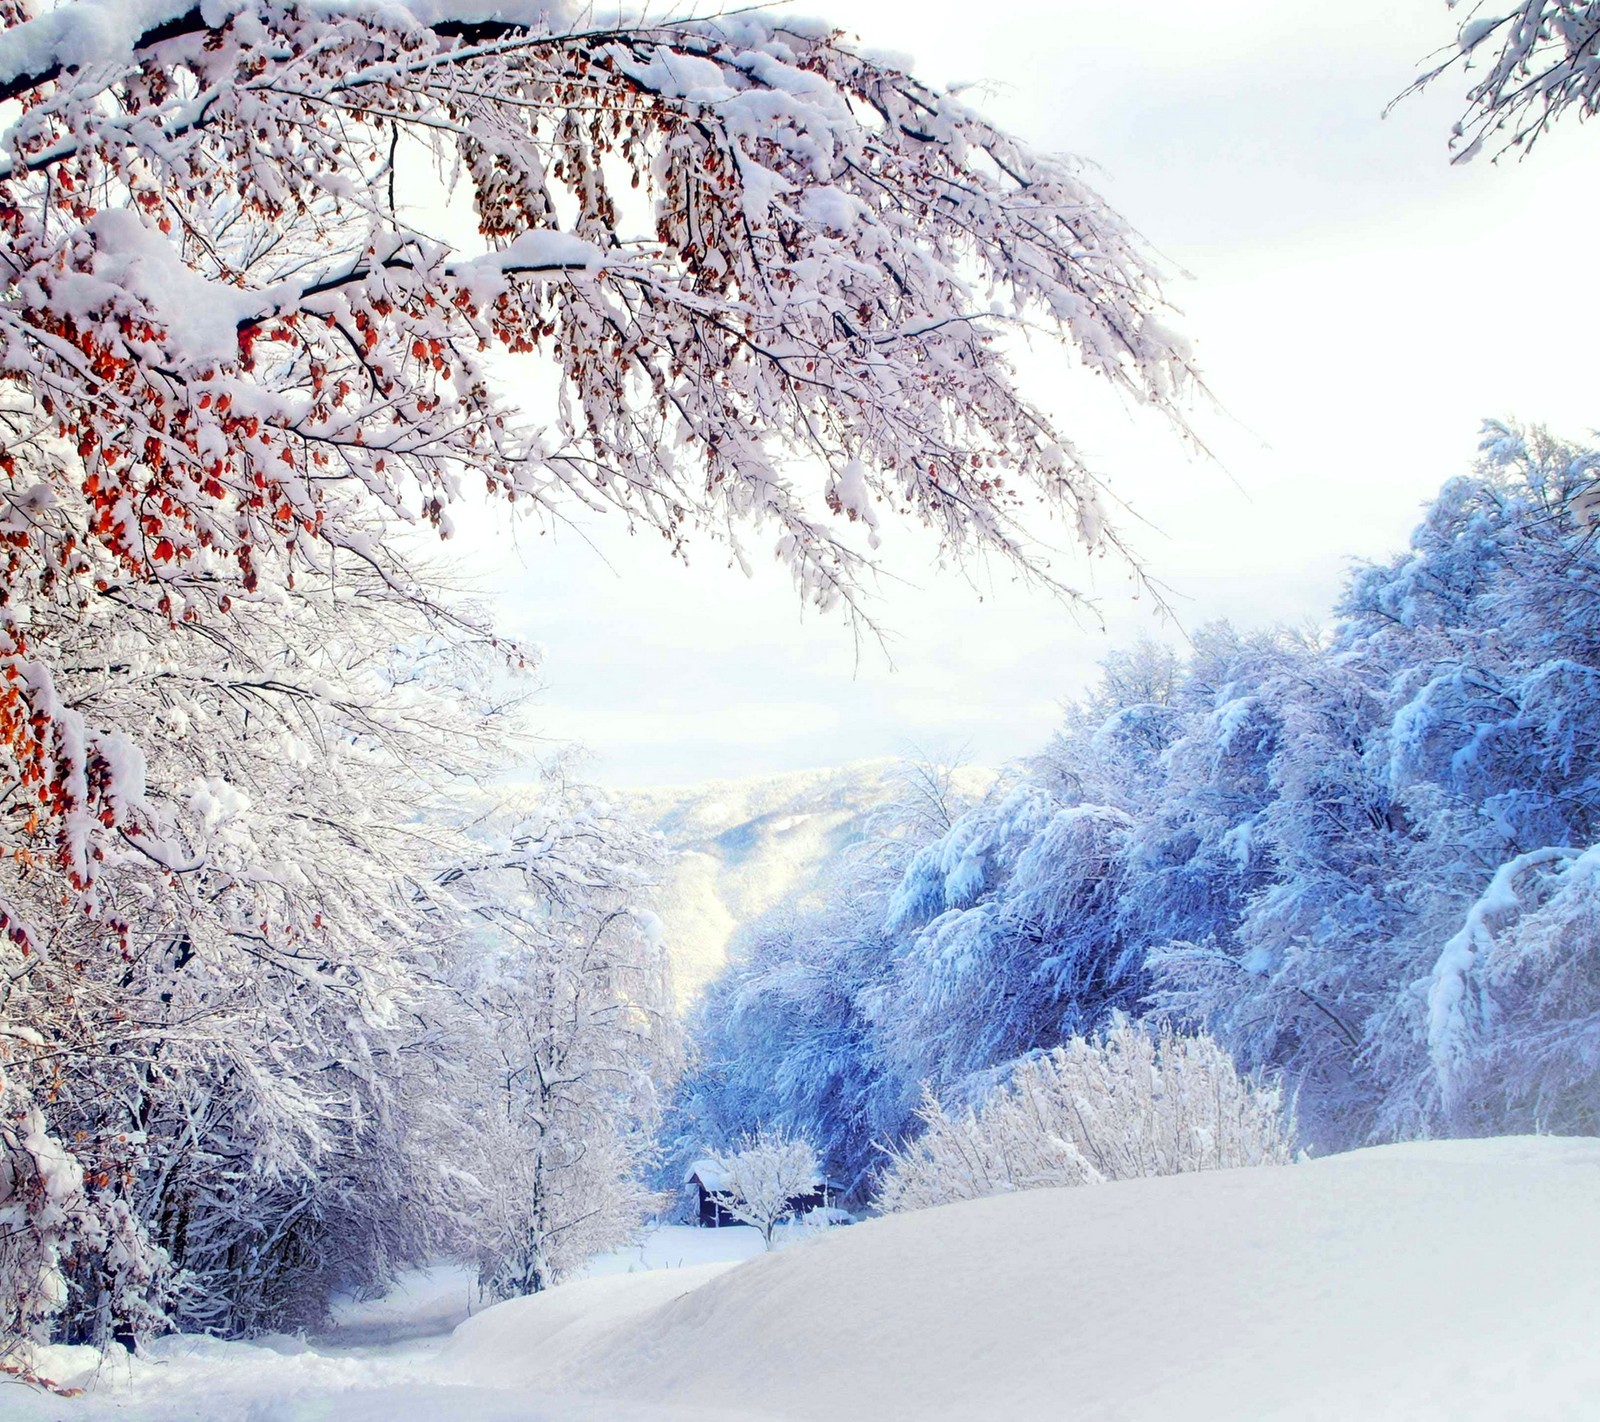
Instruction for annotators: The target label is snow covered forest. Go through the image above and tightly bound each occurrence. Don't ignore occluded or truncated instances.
[677,427,1600,1195]
[1,0,1598,1417]
[0,0,1199,1357]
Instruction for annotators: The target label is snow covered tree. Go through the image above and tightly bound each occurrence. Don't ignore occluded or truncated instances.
[0,0,1197,963]
[1154,427,1600,1145]
[876,1017,1294,1213]
[1420,845,1600,1133]
[703,1126,821,1249]
[880,786,1140,1098]
[1151,649,1409,1146]
[1407,2,1600,159]
[434,779,678,1299]
[1356,428,1600,1136]
[0,548,513,1341]
[675,874,905,1203]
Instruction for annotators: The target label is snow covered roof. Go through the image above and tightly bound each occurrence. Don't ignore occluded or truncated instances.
[685,1158,829,1192]
[685,1159,733,1192]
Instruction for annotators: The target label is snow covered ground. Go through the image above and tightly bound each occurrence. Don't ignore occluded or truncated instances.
[577,1222,773,1279]
[11,1138,1599,1420]
[313,1226,778,1349]
[323,1263,482,1346]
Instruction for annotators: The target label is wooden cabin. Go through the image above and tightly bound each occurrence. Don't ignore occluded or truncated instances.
[684,1158,837,1228]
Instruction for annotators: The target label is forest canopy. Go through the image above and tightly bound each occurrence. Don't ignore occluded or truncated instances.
[676,427,1600,1193]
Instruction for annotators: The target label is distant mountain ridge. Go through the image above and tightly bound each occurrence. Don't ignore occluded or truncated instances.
[619,761,988,1008]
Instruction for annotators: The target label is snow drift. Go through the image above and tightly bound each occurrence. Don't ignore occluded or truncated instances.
[439,1136,1600,1420]
[13,1137,1599,1421]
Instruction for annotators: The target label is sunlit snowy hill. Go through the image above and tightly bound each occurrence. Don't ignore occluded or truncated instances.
[19,1137,1599,1420]
[620,760,992,1006]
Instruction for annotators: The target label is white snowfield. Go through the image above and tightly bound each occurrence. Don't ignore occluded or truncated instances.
[13,1137,1599,1421]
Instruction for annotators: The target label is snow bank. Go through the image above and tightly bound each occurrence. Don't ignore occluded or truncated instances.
[9,1138,1598,1420]
[447,1136,1600,1421]
[578,1221,770,1278]
[438,1262,742,1391]
[323,1263,480,1345]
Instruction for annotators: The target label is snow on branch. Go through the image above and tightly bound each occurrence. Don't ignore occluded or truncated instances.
[1402,2,1600,159]
[0,0,1196,928]
[1424,843,1584,1107]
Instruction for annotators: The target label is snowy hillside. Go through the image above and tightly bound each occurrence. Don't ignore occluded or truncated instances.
[18,1137,1599,1421]
[620,761,991,1006]
[440,1136,1600,1419]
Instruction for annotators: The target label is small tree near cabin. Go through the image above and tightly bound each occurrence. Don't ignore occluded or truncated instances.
[705,1128,822,1250]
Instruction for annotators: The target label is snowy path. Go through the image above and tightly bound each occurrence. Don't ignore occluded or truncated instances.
[10,1228,773,1422]
[10,1139,1600,1421]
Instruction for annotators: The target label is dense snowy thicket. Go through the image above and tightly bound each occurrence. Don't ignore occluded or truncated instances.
[876,1018,1294,1211]
[680,428,1600,1186]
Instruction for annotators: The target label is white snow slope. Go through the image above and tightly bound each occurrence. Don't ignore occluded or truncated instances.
[13,1137,1599,1421]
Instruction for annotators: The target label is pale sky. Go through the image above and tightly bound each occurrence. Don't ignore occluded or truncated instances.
[449,0,1600,787]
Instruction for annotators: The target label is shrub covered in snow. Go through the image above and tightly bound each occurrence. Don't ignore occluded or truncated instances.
[876,1019,1294,1212]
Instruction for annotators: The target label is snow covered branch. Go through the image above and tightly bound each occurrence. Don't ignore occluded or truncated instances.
[1404,2,1600,158]
[0,0,1195,939]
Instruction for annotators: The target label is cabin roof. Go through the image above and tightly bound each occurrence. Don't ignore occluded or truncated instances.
[685,1158,733,1192]
[685,1158,832,1192]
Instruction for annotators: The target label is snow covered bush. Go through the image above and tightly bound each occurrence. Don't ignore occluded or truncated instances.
[704,1128,822,1249]
[0,1097,91,1345]
[876,1019,1294,1213]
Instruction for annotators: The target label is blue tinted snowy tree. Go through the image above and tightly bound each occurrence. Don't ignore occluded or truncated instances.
[689,430,1600,1163]
[1159,428,1600,1143]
